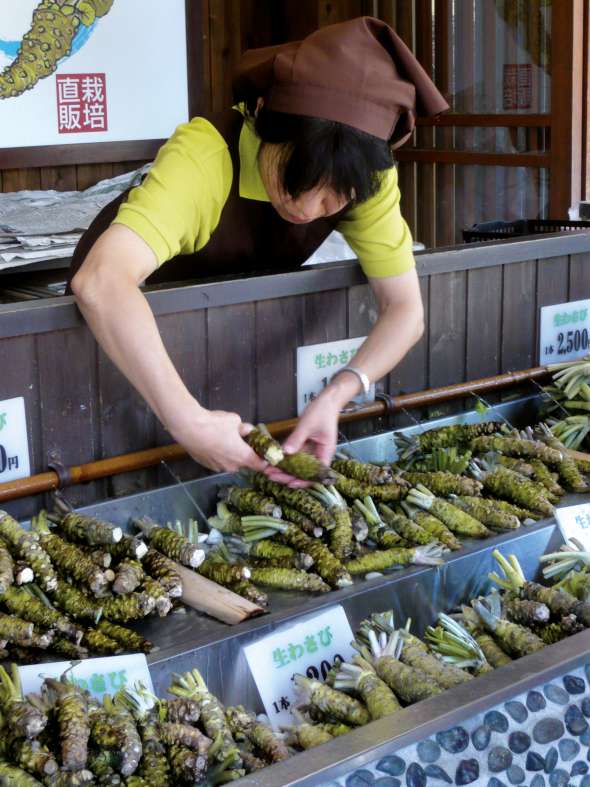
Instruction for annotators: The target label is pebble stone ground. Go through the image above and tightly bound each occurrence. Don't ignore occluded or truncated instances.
[321,663,590,787]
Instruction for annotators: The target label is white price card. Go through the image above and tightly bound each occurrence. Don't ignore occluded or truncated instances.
[555,503,590,551]
[0,397,30,482]
[539,298,590,365]
[19,654,154,710]
[296,337,375,416]
[243,605,355,728]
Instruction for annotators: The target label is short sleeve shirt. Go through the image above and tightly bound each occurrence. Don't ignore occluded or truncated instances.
[113,113,415,278]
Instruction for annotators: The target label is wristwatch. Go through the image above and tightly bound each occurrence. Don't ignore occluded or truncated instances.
[330,365,371,396]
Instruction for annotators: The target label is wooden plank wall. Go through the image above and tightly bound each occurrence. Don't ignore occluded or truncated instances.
[3,251,589,519]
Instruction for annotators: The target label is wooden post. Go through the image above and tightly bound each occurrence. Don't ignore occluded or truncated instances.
[549,0,584,217]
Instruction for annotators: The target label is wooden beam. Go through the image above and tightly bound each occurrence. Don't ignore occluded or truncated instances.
[550,0,584,215]
[416,114,551,127]
[395,150,551,168]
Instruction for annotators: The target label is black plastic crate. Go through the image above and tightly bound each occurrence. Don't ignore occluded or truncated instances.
[463,218,590,242]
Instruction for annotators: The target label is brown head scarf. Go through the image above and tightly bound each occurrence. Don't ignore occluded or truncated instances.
[232,16,449,149]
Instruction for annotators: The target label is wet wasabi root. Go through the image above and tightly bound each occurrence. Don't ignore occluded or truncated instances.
[133,517,205,568]
[472,595,545,657]
[0,511,57,592]
[406,485,490,537]
[0,543,14,594]
[401,503,461,549]
[333,663,401,719]
[101,591,154,622]
[245,426,285,465]
[345,543,445,575]
[451,496,520,531]
[310,484,353,559]
[396,422,500,457]
[47,579,102,623]
[253,475,335,530]
[43,676,90,772]
[1,585,83,643]
[141,576,173,617]
[248,566,330,592]
[332,457,393,485]
[333,473,409,503]
[0,664,47,739]
[400,471,482,497]
[112,559,144,595]
[225,705,290,763]
[106,535,149,562]
[54,511,123,547]
[142,550,183,598]
[158,722,212,754]
[377,503,432,545]
[471,462,555,518]
[469,435,562,464]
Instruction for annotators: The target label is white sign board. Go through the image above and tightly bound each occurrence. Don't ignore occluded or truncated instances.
[0,396,30,482]
[555,503,590,551]
[296,337,375,416]
[0,0,188,149]
[244,605,355,728]
[539,298,590,365]
[19,654,154,709]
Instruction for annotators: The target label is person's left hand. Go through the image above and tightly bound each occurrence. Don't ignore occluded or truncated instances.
[263,390,341,487]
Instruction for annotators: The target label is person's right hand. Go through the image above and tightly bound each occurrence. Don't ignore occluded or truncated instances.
[175,408,269,474]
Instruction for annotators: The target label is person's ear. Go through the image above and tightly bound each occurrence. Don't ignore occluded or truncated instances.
[255,97,264,117]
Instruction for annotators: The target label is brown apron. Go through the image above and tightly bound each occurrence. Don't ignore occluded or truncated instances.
[66,110,348,292]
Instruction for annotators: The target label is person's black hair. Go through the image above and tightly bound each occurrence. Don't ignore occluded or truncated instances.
[252,106,394,205]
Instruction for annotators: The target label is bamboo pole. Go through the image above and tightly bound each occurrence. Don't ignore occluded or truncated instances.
[0,365,551,504]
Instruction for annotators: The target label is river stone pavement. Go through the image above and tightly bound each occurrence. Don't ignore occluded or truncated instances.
[321,662,590,787]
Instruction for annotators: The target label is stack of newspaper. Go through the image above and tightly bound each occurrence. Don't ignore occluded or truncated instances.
[0,165,149,272]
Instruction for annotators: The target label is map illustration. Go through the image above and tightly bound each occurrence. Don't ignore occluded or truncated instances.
[0,1,114,100]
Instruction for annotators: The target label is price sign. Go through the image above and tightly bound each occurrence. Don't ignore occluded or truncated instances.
[296,337,375,416]
[539,298,590,365]
[0,397,30,483]
[555,503,590,551]
[243,605,355,728]
[19,654,154,709]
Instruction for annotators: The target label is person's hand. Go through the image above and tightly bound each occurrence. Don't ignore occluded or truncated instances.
[173,407,268,474]
[263,390,341,487]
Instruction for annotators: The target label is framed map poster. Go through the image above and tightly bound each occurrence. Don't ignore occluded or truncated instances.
[0,0,200,167]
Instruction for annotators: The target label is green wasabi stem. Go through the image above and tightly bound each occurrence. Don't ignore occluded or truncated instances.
[0,664,47,739]
[43,675,90,773]
[405,446,473,475]
[310,484,353,560]
[400,470,482,497]
[378,503,432,545]
[0,543,14,594]
[292,675,369,726]
[425,613,491,673]
[396,421,501,458]
[248,566,330,592]
[556,568,590,602]
[142,549,183,598]
[406,485,490,537]
[225,705,290,763]
[450,496,520,531]
[0,511,57,592]
[471,593,545,657]
[132,517,205,568]
[52,509,123,547]
[333,662,401,719]
[345,543,445,575]
[0,587,83,644]
[332,456,393,485]
[354,628,443,703]
[168,669,242,768]
[245,426,285,465]
[253,474,335,530]
[208,502,245,536]
[459,606,513,668]
[353,497,404,549]
[470,461,555,518]
[240,516,352,588]
[401,502,462,550]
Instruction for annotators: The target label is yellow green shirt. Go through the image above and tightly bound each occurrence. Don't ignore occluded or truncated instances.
[113,112,415,278]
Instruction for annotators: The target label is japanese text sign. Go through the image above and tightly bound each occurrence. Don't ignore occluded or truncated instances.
[555,503,590,551]
[539,299,590,365]
[19,654,154,710]
[56,73,108,134]
[243,605,355,728]
[297,337,375,416]
[0,397,30,483]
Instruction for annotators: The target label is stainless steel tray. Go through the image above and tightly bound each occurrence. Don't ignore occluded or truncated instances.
[25,393,586,785]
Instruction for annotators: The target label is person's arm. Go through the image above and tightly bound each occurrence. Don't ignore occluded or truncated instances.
[268,268,423,475]
[71,223,267,474]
